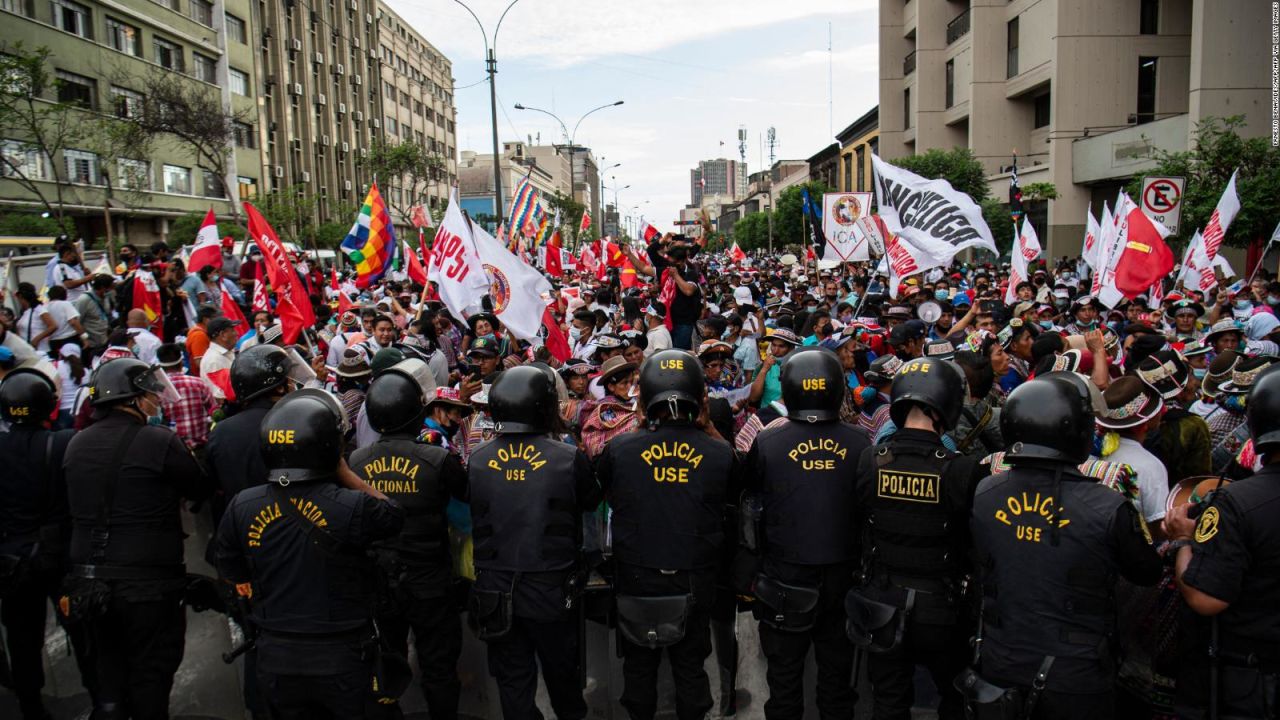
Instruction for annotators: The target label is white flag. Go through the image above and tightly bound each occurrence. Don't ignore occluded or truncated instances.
[1081,203,1101,269]
[1096,193,1139,308]
[871,155,997,266]
[1005,218,1042,305]
[1201,169,1241,260]
[885,233,946,300]
[1212,250,1235,280]
[469,218,555,342]
[1090,202,1114,294]
[427,189,489,321]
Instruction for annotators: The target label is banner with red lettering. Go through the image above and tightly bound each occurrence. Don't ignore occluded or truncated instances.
[427,189,489,321]
[244,202,316,344]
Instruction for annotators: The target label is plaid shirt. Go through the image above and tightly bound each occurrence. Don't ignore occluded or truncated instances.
[163,371,217,448]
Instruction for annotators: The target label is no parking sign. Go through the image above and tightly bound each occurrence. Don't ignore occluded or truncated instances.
[1141,176,1185,235]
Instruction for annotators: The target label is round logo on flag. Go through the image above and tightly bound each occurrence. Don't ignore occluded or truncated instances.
[834,195,863,226]
[484,264,511,314]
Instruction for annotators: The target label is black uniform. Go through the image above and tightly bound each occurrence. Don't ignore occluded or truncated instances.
[852,428,983,720]
[214,472,405,719]
[971,464,1162,719]
[0,423,95,718]
[349,433,468,720]
[746,418,870,719]
[205,397,274,521]
[468,433,599,720]
[1175,465,1280,719]
[598,422,734,720]
[64,410,212,720]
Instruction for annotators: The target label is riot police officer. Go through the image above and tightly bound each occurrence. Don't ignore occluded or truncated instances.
[63,358,212,720]
[214,389,405,719]
[969,374,1161,719]
[1167,363,1280,719]
[0,369,94,719]
[744,348,870,719]
[849,355,983,720]
[350,359,468,720]
[597,349,736,720]
[468,365,600,720]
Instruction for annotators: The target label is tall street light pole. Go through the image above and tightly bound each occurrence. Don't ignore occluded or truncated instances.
[452,0,521,226]
[514,100,623,244]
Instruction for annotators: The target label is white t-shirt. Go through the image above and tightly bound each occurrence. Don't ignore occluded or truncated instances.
[52,262,87,301]
[46,300,81,341]
[128,328,162,364]
[56,359,85,410]
[18,305,53,352]
[1102,437,1169,522]
[644,325,672,357]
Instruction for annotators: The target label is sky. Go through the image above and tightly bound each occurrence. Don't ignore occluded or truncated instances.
[384,0,880,233]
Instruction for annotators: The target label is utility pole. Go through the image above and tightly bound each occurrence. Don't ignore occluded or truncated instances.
[766,127,777,254]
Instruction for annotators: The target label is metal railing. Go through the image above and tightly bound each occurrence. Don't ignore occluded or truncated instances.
[947,8,971,44]
[904,51,916,75]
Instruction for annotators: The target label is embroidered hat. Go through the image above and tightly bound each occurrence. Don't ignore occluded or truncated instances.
[1218,354,1278,395]
[1202,350,1241,398]
[1097,376,1164,430]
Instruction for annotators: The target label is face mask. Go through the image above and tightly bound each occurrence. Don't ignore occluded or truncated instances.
[1039,320,1054,330]
[846,292,859,306]
[569,326,582,342]
[1236,299,1253,310]
[935,290,949,301]
[1269,296,1280,305]
[806,304,817,312]
[139,396,164,426]
[1192,367,1207,380]
[840,312,853,323]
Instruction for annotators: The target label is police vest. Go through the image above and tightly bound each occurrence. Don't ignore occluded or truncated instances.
[755,420,868,565]
[469,435,579,573]
[856,431,973,582]
[971,466,1125,692]
[230,476,377,635]
[349,435,450,567]
[607,424,733,571]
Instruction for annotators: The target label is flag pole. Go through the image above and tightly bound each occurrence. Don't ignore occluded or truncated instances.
[1247,232,1280,285]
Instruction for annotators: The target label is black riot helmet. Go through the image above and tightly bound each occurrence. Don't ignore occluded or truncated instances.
[365,358,436,434]
[1002,373,1097,465]
[489,365,557,434]
[231,345,292,403]
[0,368,56,425]
[888,356,965,432]
[1247,364,1280,454]
[89,358,174,406]
[259,388,349,480]
[638,349,705,421]
[780,347,845,423]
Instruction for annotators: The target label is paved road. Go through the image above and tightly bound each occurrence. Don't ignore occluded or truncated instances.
[0,507,941,719]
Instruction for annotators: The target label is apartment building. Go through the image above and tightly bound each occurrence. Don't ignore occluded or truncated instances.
[690,158,747,207]
[879,0,1270,255]
[837,106,879,194]
[0,0,261,243]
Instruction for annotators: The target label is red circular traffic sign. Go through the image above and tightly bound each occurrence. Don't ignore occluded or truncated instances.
[1144,180,1181,214]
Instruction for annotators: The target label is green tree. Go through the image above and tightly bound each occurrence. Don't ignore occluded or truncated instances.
[168,211,246,252]
[888,147,991,203]
[733,211,770,251]
[0,212,62,236]
[359,140,445,224]
[773,180,834,249]
[1124,115,1280,248]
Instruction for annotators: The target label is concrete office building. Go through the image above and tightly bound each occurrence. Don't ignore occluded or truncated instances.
[0,0,261,244]
[690,158,747,206]
[879,0,1270,255]
[837,106,879,194]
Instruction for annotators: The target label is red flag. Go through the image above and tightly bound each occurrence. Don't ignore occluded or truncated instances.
[620,256,639,288]
[131,268,163,334]
[329,265,339,291]
[641,222,660,243]
[658,267,676,330]
[579,209,591,233]
[542,306,571,362]
[730,242,746,263]
[220,286,248,330]
[244,202,316,344]
[205,368,236,401]
[404,240,429,285]
[603,238,626,268]
[337,291,355,317]
[1113,207,1175,299]
[545,229,563,277]
[410,204,429,229]
[188,209,222,275]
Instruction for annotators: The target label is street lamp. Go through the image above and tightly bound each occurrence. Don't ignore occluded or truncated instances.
[605,179,629,236]
[514,100,623,242]
[451,0,522,225]
[599,161,620,241]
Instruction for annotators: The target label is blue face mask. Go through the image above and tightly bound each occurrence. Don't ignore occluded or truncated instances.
[1236,299,1253,311]
[1192,367,1207,380]
[935,289,949,300]
[1039,320,1053,330]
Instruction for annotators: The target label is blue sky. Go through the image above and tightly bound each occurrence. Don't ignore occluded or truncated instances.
[386,0,880,232]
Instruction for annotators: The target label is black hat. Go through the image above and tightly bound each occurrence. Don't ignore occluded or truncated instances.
[1218,355,1278,395]
[780,348,844,423]
[1136,350,1189,400]
[1202,350,1240,398]
[889,356,966,431]
[1097,376,1164,430]
[888,319,926,347]
[468,334,501,358]
[923,339,957,360]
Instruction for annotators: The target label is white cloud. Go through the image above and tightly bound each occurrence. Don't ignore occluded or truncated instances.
[757,43,879,71]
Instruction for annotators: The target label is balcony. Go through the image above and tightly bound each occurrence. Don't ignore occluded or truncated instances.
[904,51,916,75]
[947,8,971,45]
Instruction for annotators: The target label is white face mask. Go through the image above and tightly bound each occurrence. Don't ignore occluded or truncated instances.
[569,326,583,342]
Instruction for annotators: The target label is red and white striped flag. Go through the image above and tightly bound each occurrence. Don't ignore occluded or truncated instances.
[1200,169,1240,261]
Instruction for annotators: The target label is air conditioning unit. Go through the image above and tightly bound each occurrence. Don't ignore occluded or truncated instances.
[291,39,302,51]
[354,110,364,122]
[352,74,362,86]
[321,134,330,146]
[352,36,360,48]
[290,83,303,95]
[314,53,324,65]
[358,148,367,158]
[337,102,347,114]
[317,93,327,105]
[344,180,353,191]
[291,138,301,149]
[348,0,357,9]
[341,141,349,152]
[301,171,311,183]
[365,12,372,23]
[273,165,284,177]
[369,117,378,128]
[368,50,378,61]
[336,63,344,75]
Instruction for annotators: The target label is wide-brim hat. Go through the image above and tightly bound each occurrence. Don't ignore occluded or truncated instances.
[468,312,499,334]
[1201,350,1240,397]
[865,354,904,383]
[1069,295,1102,314]
[598,355,638,385]
[426,387,473,414]
[767,328,802,346]
[558,359,595,378]
[1204,319,1244,344]
[1218,355,1278,395]
[1136,353,1185,400]
[697,340,734,360]
[1170,299,1205,319]
[335,347,372,378]
[1097,376,1164,430]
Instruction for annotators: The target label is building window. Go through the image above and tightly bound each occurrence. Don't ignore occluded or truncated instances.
[413,99,422,115]
[1140,0,1159,35]
[106,17,140,55]
[63,148,100,184]
[154,38,183,72]
[238,175,257,200]
[0,0,24,15]
[1006,17,1019,78]
[842,155,852,191]
[154,0,179,11]
[399,90,409,107]
[202,168,225,197]
[233,121,255,148]
[856,145,866,191]
[110,86,142,118]
[2,140,51,180]
[945,59,955,108]
[163,163,191,193]
[415,130,424,145]
[383,80,395,100]
[385,116,396,135]
[117,158,150,190]
[401,123,410,139]
[55,70,94,108]
[1137,57,1157,124]
[229,67,249,95]
[1033,93,1051,128]
[225,13,246,43]
[193,53,217,83]
[190,0,212,26]
[903,87,911,130]
[51,0,90,37]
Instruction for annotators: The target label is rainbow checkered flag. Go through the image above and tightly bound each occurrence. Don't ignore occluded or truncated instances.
[341,181,399,288]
